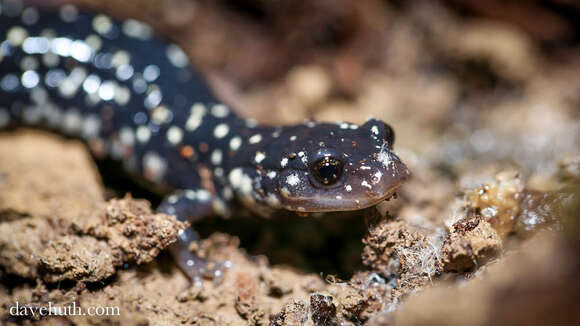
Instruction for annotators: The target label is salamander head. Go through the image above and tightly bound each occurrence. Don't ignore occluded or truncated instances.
[253,118,410,213]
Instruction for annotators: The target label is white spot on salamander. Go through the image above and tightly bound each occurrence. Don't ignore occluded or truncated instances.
[168,194,179,204]
[286,173,300,187]
[213,123,229,139]
[185,190,196,200]
[92,15,113,35]
[143,65,160,82]
[249,134,262,144]
[98,80,115,101]
[254,151,266,164]
[280,157,289,168]
[82,74,101,93]
[167,126,183,144]
[211,104,229,118]
[144,86,162,109]
[377,142,393,168]
[122,19,153,40]
[228,168,243,188]
[229,136,242,151]
[143,151,167,182]
[229,168,253,195]
[114,85,131,105]
[361,180,372,190]
[70,40,93,62]
[21,70,39,88]
[22,37,50,54]
[85,34,102,52]
[245,118,258,128]
[185,103,205,131]
[211,149,223,165]
[298,151,308,164]
[372,171,383,183]
[166,44,188,68]
[136,125,151,143]
[7,27,28,46]
[151,105,171,124]
[50,37,72,57]
[116,64,134,81]
[197,190,211,202]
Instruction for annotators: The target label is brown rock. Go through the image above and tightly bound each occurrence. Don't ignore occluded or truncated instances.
[38,236,116,283]
[441,217,502,272]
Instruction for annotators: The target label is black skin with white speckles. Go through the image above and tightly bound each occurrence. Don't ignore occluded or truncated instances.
[0,0,410,284]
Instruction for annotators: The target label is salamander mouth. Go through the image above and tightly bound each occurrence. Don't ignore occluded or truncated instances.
[281,171,409,213]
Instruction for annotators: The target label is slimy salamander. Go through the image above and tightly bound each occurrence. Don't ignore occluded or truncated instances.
[0,0,410,283]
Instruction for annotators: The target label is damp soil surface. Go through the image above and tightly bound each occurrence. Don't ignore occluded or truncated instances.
[1,0,580,325]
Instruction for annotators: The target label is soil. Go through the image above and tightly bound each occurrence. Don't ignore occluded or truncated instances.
[1,0,579,325]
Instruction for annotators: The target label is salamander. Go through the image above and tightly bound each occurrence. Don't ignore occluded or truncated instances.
[0,0,410,283]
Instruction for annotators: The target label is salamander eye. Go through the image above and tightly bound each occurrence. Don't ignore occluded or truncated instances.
[312,157,343,186]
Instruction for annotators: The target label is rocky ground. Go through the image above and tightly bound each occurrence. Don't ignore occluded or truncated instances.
[1,0,579,325]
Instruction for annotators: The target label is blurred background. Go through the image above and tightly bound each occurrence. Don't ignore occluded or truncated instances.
[1,0,578,324]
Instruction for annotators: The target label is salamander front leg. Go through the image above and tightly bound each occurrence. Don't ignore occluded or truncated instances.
[157,189,231,285]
